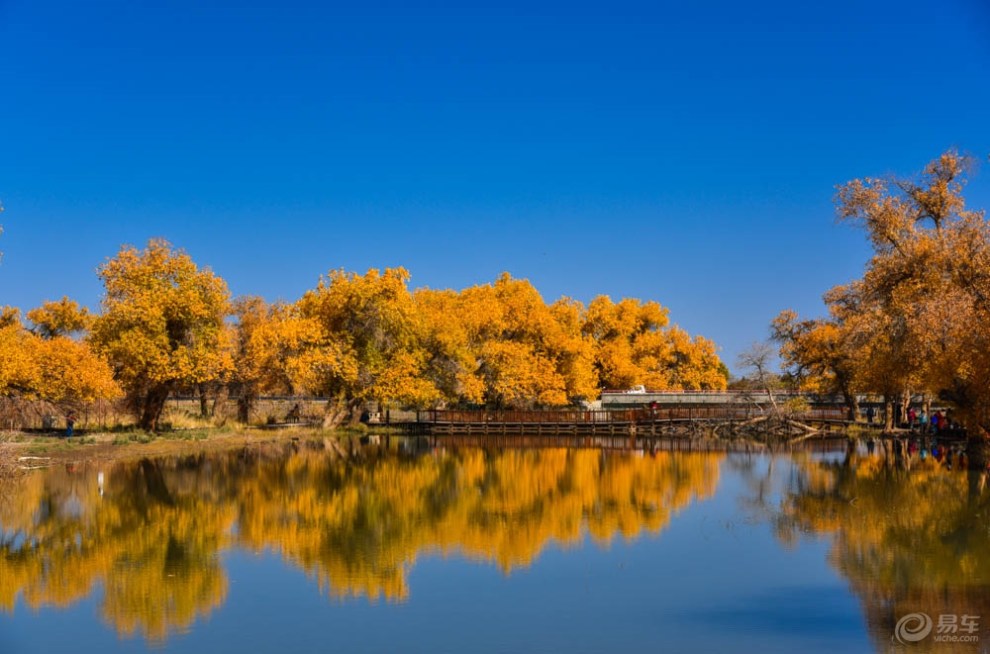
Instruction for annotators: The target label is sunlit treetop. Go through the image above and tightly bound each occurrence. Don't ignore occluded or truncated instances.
[26,296,93,339]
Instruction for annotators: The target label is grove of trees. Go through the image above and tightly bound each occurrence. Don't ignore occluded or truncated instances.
[0,239,727,430]
[15,151,988,437]
[772,151,990,457]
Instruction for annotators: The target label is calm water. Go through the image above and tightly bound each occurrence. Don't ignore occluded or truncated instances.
[1,438,988,653]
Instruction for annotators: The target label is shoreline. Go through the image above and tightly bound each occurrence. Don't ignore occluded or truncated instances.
[0,426,352,469]
[0,423,973,476]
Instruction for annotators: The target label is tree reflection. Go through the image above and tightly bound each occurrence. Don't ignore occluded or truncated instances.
[776,450,990,651]
[0,444,721,642]
[236,447,720,600]
[0,457,234,643]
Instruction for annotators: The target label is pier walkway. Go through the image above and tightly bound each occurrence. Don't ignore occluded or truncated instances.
[397,407,881,437]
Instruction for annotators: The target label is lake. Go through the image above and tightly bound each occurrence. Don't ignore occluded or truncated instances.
[1,437,988,653]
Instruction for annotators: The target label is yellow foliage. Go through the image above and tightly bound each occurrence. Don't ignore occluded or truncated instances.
[417,274,601,407]
[230,297,332,420]
[297,267,436,412]
[90,239,231,429]
[584,295,726,391]
[26,297,93,339]
[0,321,118,406]
[4,238,725,421]
[32,336,121,404]
[776,151,990,432]
[0,306,19,328]
[480,340,568,406]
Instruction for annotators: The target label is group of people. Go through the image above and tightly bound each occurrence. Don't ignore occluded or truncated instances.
[906,407,954,434]
[862,405,957,435]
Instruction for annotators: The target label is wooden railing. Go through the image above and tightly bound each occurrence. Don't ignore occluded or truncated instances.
[418,407,850,424]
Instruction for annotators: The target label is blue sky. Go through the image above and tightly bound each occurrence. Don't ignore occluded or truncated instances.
[2,0,989,373]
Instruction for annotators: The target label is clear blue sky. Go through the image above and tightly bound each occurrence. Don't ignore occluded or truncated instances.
[2,0,989,373]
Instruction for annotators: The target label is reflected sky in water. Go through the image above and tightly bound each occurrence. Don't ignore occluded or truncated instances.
[1,439,987,653]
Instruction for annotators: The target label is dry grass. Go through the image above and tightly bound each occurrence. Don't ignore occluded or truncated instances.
[163,397,326,427]
[0,432,21,481]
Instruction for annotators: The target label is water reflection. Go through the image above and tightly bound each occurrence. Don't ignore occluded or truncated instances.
[0,458,234,642]
[776,447,990,651]
[0,442,721,643]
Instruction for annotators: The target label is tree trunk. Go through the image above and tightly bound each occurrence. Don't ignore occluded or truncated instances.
[323,393,362,429]
[210,386,225,420]
[237,394,254,424]
[235,382,256,424]
[884,397,894,432]
[838,376,858,422]
[844,395,859,422]
[198,383,210,418]
[139,386,170,431]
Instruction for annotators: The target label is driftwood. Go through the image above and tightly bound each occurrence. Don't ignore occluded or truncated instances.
[716,413,821,442]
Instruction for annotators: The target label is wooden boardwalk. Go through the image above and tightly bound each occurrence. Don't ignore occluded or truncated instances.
[403,433,845,453]
[396,408,883,437]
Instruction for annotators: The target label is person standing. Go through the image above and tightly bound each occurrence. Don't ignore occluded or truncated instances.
[65,411,76,438]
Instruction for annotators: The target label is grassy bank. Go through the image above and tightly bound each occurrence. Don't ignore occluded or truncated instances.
[0,425,365,469]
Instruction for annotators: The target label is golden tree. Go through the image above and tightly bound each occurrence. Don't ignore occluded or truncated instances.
[775,151,990,456]
[583,295,726,391]
[90,239,231,430]
[417,274,598,408]
[0,309,118,416]
[417,275,723,407]
[0,319,39,399]
[229,297,326,423]
[32,336,120,408]
[771,310,861,419]
[414,287,487,404]
[297,268,436,425]
[547,297,599,401]
[471,275,596,407]
[835,152,990,436]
